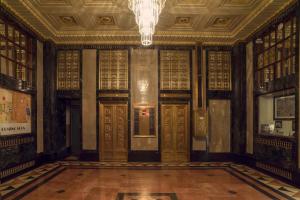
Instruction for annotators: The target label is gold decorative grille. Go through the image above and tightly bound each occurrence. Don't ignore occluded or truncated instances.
[256,162,292,180]
[207,51,232,91]
[99,50,128,90]
[160,50,190,90]
[57,50,80,90]
[255,137,292,150]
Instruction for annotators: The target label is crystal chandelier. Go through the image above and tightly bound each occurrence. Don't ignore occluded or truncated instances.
[129,0,166,46]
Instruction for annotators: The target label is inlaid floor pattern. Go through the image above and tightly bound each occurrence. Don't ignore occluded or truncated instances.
[2,162,300,200]
[18,168,274,200]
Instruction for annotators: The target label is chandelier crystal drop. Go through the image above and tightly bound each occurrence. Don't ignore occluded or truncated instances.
[129,0,166,46]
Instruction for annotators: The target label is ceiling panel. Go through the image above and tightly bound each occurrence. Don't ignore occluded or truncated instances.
[1,0,296,45]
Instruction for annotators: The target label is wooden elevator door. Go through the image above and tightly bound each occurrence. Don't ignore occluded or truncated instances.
[161,104,189,162]
[100,103,128,161]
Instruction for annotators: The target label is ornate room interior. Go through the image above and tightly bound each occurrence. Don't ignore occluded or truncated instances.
[0,0,300,199]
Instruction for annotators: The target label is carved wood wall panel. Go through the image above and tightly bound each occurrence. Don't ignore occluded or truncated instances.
[161,104,189,162]
[207,51,232,91]
[160,50,190,90]
[57,50,80,90]
[99,103,128,161]
[99,50,128,90]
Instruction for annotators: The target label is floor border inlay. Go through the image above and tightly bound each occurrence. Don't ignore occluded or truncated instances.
[1,162,299,200]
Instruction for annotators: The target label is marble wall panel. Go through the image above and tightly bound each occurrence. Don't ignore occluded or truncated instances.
[82,50,97,150]
[246,41,254,154]
[36,40,44,153]
[209,100,231,153]
[130,48,158,151]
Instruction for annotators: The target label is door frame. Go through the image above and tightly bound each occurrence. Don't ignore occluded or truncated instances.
[159,101,191,162]
[98,101,129,161]
[69,100,82,156]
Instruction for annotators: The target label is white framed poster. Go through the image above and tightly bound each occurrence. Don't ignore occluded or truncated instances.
[0,87,31,136]
[274,94,295,120]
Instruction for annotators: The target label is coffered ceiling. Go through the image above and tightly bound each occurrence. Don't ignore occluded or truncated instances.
[1,0,296,45]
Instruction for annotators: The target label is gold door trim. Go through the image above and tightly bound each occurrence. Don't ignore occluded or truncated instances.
[99,103,128,161]
[161,103,190,162]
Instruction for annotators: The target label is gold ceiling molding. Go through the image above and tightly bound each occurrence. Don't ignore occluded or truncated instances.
[220,0,257,7]
[0,2,47,39]
[231,0,296,40]
[231,0,274,37]
[59,16,77,25]
[175,17,191,25]
[1,0,297,45]
[97,16,115,25]
[173,0,209,8]
[238,0,297,41]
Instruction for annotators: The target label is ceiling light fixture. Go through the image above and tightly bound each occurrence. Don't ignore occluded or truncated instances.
[129,0,166,46]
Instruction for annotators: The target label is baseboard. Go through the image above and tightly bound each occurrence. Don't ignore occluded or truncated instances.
[235,153,300,188]
[1,160,35,183]
[190,151,234,162]
[39,147,71,162]
[80,150,99,161]
[35,153,50,167]
[128,151,160,162]
[295,170,300,187]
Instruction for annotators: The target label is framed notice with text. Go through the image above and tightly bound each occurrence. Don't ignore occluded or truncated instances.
[0,88,31,136]
[274,95,295,119]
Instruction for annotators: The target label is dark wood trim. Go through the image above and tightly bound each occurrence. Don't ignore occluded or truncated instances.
[96,49,100,157]
[295,0,300,171]
[128,48,132,154]
[197,45,202,107]
[231,42,247,155]
[43,41,58,154]
[80,150,99,161]
[191,152,235,162]
[56,90,81,99]
[0,7,38,182]
[248,3,299,184]
[128,151,160,162]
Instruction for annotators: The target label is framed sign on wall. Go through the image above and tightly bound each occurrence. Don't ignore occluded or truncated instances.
[0,87,32,136]
[274,95,295,120]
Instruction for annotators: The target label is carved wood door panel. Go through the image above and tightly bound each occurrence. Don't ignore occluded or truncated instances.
[100,103,128,161]
[161,104,189,162]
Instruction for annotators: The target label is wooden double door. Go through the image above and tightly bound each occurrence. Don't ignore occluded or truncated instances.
[99,103,128,161]
[161,104,190,162]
